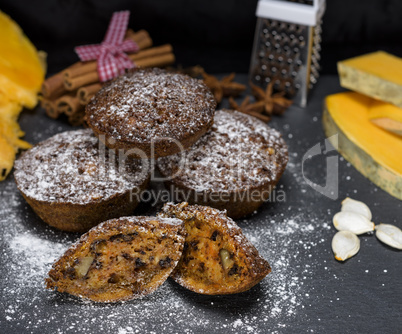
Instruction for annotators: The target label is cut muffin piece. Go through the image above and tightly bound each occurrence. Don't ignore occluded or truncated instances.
[46,216,185,302]
[85,68,216,158]
[157,109,288,219]
[14,129,151,232]
[159,202,271,295]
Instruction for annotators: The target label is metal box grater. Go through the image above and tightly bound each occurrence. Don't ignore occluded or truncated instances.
[249,0,326,107]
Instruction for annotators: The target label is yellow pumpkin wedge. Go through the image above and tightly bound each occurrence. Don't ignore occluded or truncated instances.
[0,95,31,180]
[323,92,402,200]
[0,10,46,108]
[0,11,45,180]
[338,51,402,109]
[0,94,31,148]
[0,135,17,181]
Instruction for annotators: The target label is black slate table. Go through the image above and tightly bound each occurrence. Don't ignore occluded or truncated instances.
[1,75,401,334]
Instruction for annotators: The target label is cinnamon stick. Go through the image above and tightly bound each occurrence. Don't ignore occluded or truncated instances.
[126,29,153,50]
[43,29,154,99]
[41,98,59,119]
[63,30,154,80]
[64,52,175,90]
[130,44,173,62]
[135,53,175,69]
[41,62,82,98]
[166,65,205,78]
[56,95,83,116]
[63,44,172,81]
[41,73,65,99]
[62,62,93,80]
[124,28,136,39]
[83,94,95,105]
[68,110,86,126]
[77,83,102,104]
[64,71,99,91]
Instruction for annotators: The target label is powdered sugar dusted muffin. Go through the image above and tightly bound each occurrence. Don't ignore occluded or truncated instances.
[85,68,216,158]
[159,202,271,295]
[14,129,150,232]
[157,110,288,219]
[46,216,186,302]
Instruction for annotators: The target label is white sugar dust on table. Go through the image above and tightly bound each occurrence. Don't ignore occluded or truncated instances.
[1,175,332,334]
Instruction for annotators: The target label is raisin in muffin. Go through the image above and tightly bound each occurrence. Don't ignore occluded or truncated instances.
[159,202,271,295]
[14,129,150,232]
[85,68,216,158]
[46,216,185,302]
[157,110,288,219]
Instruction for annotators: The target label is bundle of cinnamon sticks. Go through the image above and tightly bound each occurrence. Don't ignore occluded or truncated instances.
[40,29,175,126]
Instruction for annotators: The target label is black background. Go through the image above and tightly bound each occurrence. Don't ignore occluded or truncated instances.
[1,0,402,75]
[0,2,402,333]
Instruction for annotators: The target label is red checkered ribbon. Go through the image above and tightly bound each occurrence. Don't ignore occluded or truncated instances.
[74,11,139,82]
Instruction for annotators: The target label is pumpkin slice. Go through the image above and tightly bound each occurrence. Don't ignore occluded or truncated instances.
[0,95,31,181]
[0,10,46,108]
[338,51,402,108]
[323,92,402,200]
[0,10,44,180]
[0,95,30,149]
[0,135,16,181]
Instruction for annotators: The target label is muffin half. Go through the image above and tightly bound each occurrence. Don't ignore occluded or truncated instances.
[46,216,185,302]
[159,202,271,295]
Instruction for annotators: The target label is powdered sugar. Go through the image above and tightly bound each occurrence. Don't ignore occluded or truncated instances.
[158,110,288,192]
[86,68,216,143]
[14,129,150,204]
[8,232,69,287]
[1,176,329,333]
[242,213,331,322]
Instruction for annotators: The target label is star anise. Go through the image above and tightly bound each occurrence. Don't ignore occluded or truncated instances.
[202,72,246,104]
[250,81,293,115]
[229,96,271,122]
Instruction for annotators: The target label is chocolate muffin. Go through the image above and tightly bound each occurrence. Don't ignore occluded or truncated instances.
[46,216,186,302]
[159,202,271,295]
[157,110,288,219]
[85,68,216,158]
[14,129,150,232]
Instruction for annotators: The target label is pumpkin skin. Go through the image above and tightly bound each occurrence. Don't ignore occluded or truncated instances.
[323,92,402,200]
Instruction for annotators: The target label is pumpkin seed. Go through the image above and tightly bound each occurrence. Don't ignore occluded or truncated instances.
[375,224,402,250]
[341,197,372,220]
[333,211,375,235]
[332,231,360,261]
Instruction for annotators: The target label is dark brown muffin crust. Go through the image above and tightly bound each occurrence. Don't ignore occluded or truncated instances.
[159,202,271,295]
[85,68,216,158]
[157,110,288,218]
[46,216,186,302]
[14,129,151,232]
